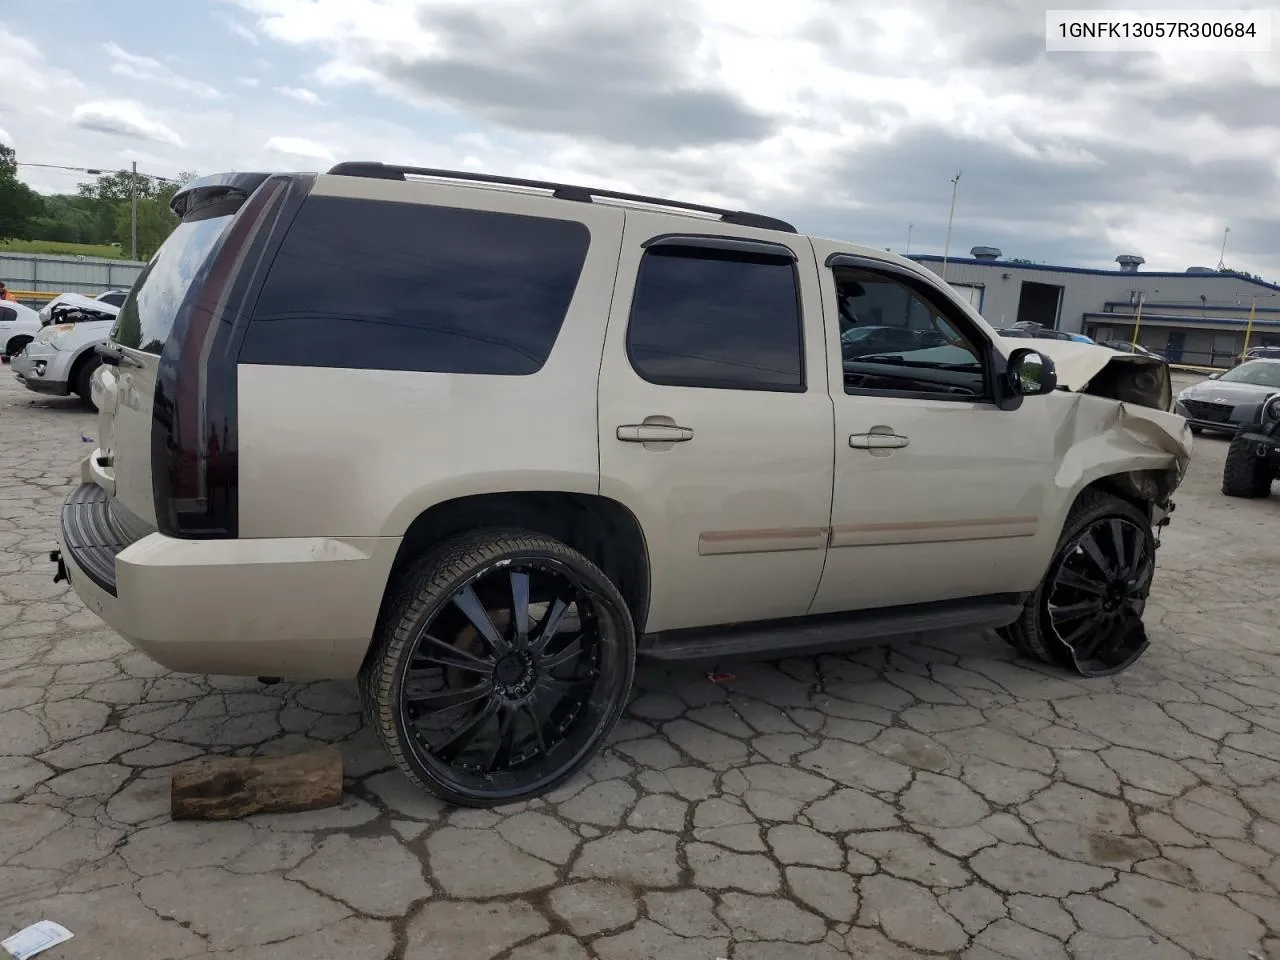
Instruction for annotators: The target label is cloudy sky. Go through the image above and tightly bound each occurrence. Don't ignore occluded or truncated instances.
[2,0,1277,277]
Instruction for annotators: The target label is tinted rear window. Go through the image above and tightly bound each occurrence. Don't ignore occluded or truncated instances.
[238,196,591,375]
[112,211,236,353]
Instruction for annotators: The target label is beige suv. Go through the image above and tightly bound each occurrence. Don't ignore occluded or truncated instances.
[54,163,1192,806]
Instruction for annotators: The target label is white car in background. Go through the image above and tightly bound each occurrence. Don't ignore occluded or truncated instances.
[0,300,44,361]
[10,302,119,410]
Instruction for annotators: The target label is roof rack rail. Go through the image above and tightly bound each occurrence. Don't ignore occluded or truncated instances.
[325,161,798,234]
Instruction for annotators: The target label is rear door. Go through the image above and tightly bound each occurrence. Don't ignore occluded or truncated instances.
[95,201,245,528]
[597,214,835,634]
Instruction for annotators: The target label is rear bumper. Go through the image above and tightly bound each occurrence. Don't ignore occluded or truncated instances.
[57,480,400,679]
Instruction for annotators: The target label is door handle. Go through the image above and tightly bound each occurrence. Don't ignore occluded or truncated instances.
[850,433,909,449]
[617,423,694,443]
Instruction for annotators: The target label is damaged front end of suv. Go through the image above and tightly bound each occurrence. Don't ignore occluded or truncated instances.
[1001,340,1193,678]
[1037,338,1191,514]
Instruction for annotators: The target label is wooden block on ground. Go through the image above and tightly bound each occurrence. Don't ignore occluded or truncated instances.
[170,746,344,821]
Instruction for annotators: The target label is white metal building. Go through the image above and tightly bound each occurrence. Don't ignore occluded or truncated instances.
[910,247,1280,368]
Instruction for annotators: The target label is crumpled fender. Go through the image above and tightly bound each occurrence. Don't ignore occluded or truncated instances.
[1049,392,1193,504]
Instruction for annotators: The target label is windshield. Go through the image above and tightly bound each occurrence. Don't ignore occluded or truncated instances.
[111,211,236,354]
[1217,361,1280,387]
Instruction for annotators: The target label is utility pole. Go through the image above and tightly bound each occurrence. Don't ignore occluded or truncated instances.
[941,172,961,282]
[905,223,913,255]
[130,160,138,261]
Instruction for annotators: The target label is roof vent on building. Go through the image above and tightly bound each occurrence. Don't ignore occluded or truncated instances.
[1185,266,1215,274]
[1116,254,1145,273]
[970,246,1001,260]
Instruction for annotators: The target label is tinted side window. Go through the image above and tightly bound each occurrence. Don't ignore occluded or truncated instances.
[627,245,804,392]
[239,196,590,374]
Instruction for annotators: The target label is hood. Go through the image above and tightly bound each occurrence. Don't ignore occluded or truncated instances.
[1178,379,1277,403]
[40,293,120,324]
[1012,338,1173,410]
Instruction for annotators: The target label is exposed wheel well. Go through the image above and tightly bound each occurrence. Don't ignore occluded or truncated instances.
[4,334,32,357]
[1083,469,1174,518]
[383,492,651,633]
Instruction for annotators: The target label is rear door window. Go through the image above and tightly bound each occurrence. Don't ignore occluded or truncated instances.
[625,244,805,392]
[238,196,591,375]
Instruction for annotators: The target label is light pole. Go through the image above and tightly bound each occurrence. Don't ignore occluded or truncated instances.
[1240,293,1279,356]
[905,223,913,255]
[1130,289,1158,347]
[941,172,961,282]
[1217,226,1230,271]
[130,161,138,261]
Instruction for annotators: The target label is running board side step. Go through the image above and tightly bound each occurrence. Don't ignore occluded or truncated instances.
[637,594,1026,662]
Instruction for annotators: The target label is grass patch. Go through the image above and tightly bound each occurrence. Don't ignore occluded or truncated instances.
[0,239,127,259]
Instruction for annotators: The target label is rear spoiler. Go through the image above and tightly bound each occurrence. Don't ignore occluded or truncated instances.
[170,172,277,220]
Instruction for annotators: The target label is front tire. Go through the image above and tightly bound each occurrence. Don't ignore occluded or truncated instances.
[1000,490,1154,677]
[1222,434,1272,498]
[360,529,635,807]
[74,355,102,411]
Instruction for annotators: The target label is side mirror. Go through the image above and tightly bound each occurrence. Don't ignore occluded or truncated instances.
[1007,348,1058,397]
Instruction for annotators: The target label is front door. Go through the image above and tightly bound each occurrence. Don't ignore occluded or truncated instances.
[810,245,1057,615]
[597,214,835,634]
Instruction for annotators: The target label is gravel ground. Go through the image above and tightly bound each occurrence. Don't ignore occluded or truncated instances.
[1,368,1278,960]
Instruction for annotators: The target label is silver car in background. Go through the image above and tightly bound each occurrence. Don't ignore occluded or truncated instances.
[1173,358,1280,435]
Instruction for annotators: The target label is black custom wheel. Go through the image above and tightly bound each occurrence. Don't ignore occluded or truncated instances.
[1000,490,1154,677]
[361,529,635,807]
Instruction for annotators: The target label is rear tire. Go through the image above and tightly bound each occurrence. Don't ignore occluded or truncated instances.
[74,355,102,411]
[1222,434,1272,498]
[999,489,1154,677]
[360,529,635,807]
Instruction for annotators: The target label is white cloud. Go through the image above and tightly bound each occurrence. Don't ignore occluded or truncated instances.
[221,16,260,45]
[104,42,223,101]
[222,0,1280,277]
[71,100,184,147]
[264,135,335,162]
[0,127,12,147]
[240,77,261,88]
[275,86,324,106]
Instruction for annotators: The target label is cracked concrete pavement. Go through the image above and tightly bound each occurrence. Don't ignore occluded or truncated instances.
[2,370,1278,959]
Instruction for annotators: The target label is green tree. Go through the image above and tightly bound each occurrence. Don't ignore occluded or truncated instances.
[81,168,197,260]
[114,196,177,260]
[0,144,45,240]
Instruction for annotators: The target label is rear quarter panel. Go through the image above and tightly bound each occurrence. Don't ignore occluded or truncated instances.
[236,177,626,539]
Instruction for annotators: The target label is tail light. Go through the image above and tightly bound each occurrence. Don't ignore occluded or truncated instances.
[152,174,313,538]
